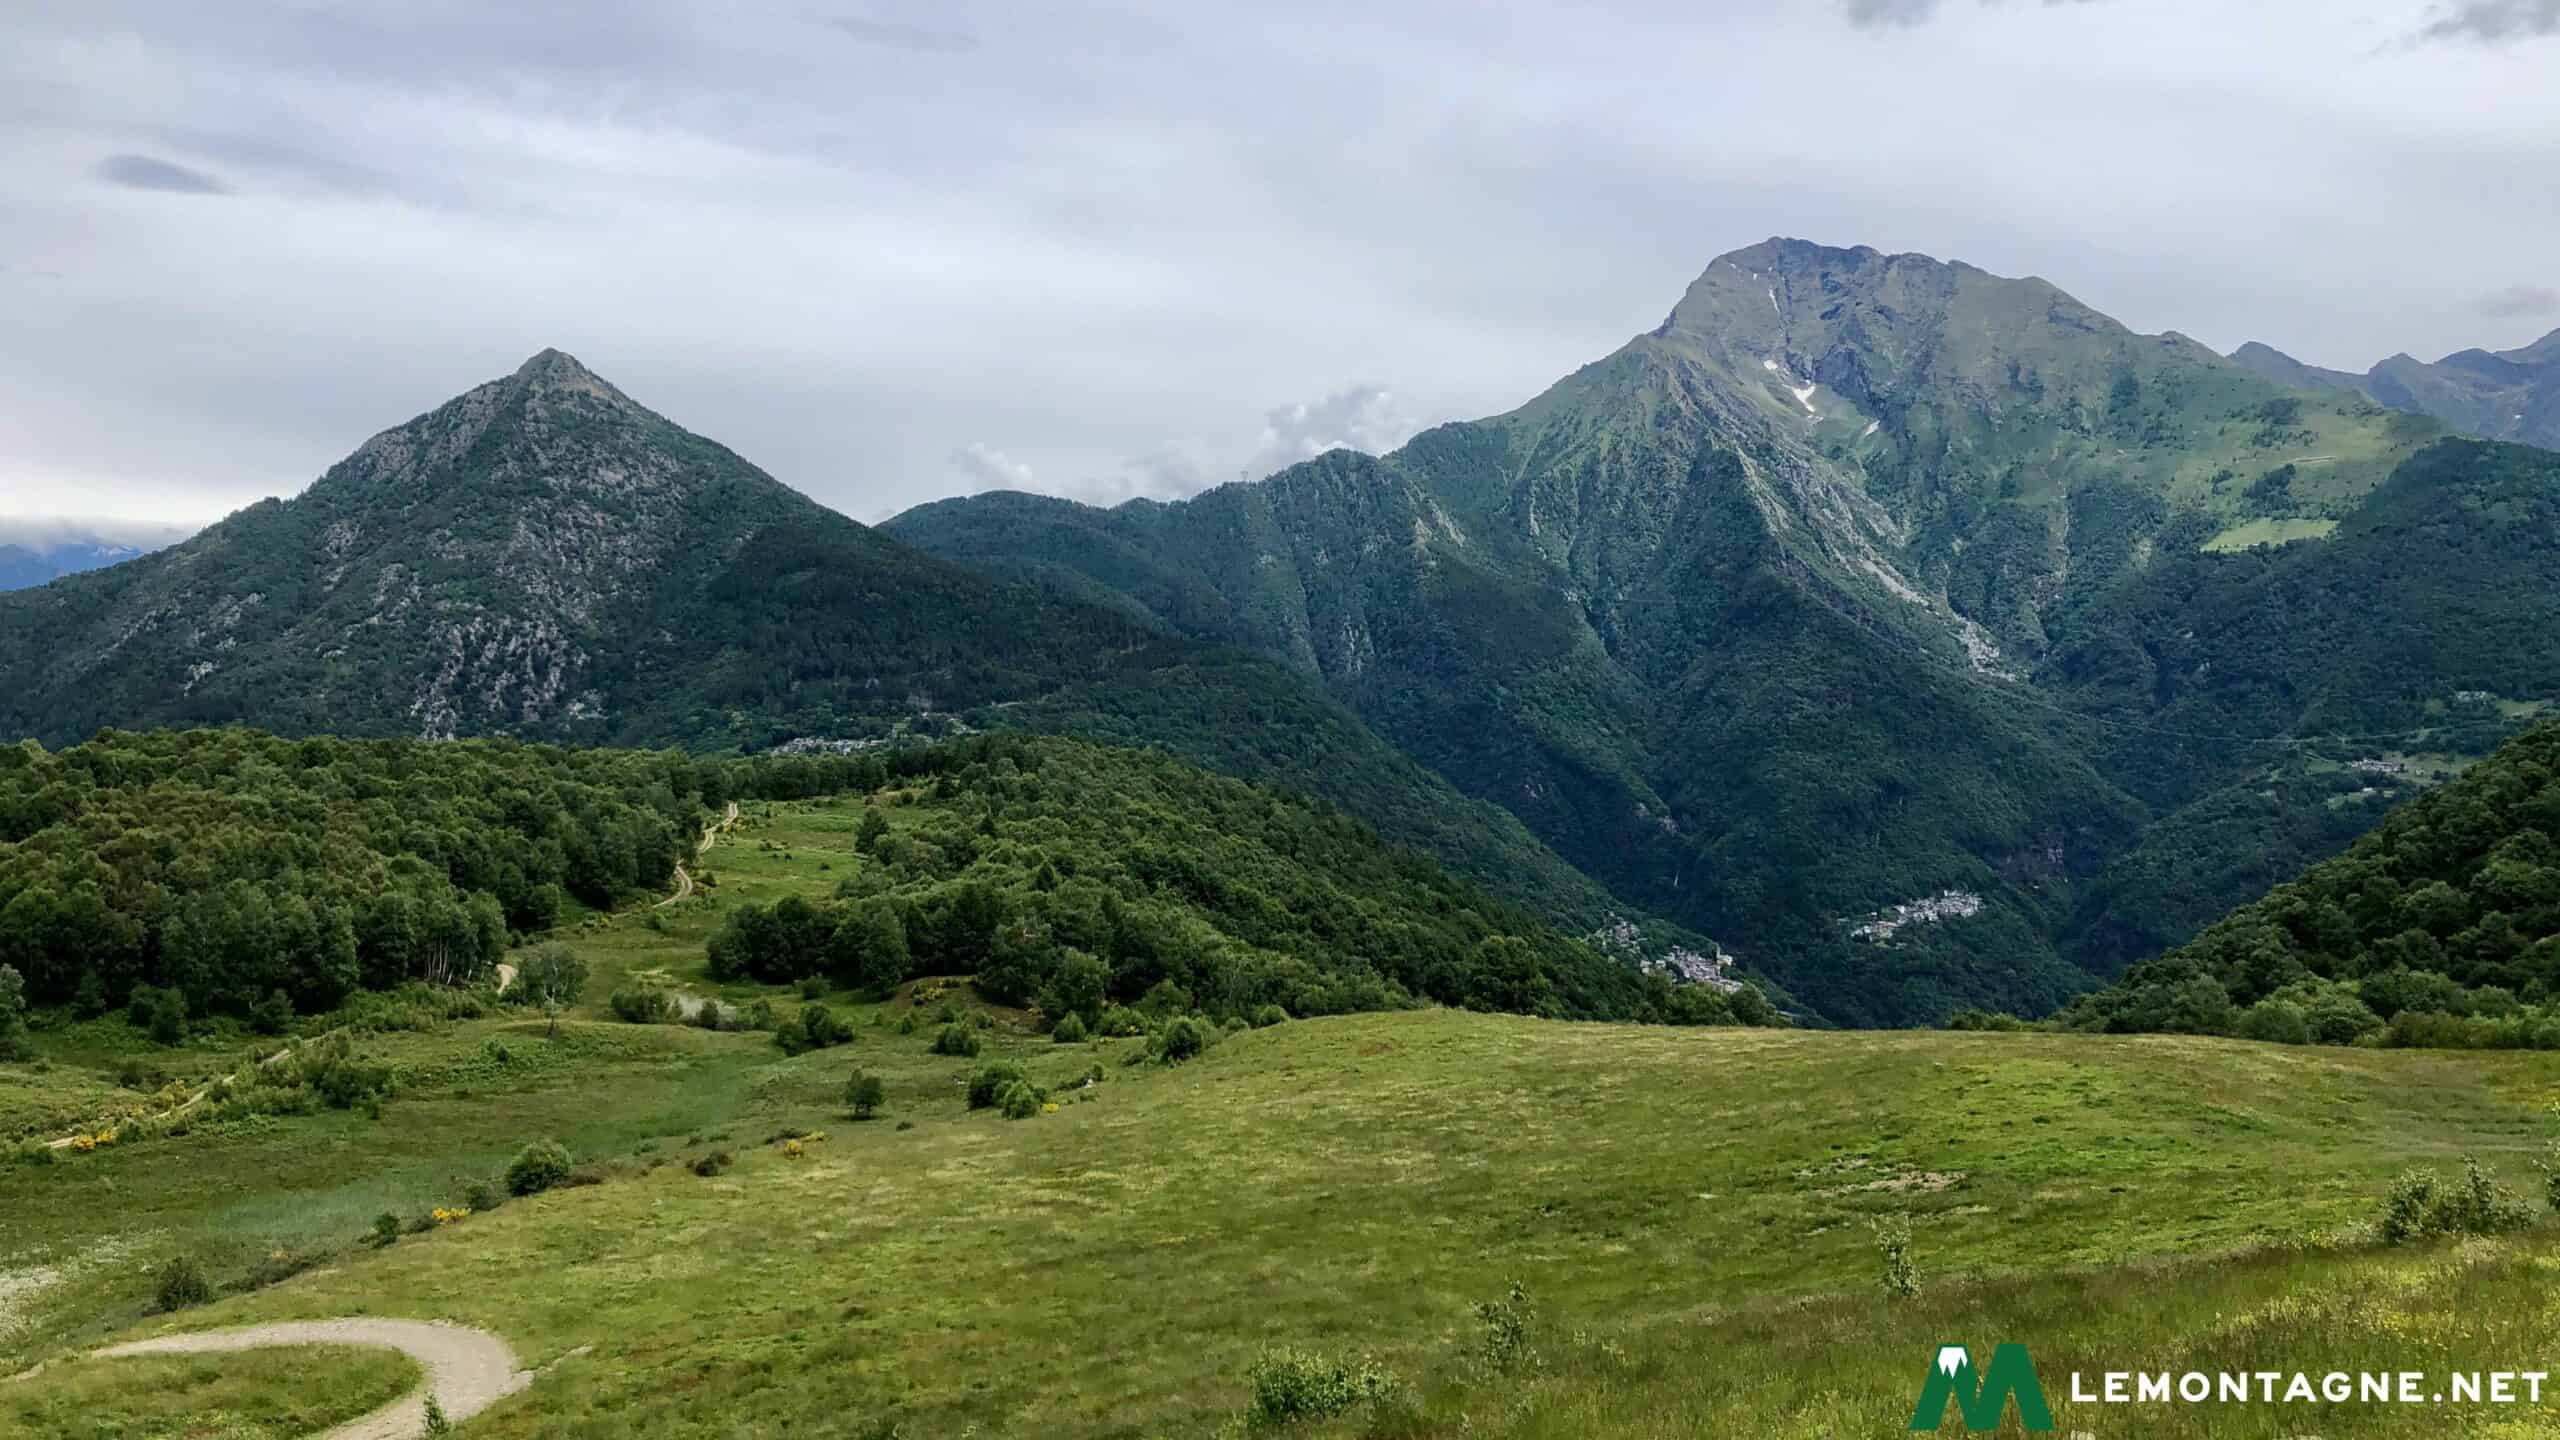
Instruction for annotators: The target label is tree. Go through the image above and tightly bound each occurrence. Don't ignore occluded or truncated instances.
[846,1069,886,1119]
[515,943,588,1038]
[0,963,30,1061]
[827,899,909,995]
[855,807,890,854]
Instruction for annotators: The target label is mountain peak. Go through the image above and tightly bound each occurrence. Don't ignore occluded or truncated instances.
[510,347,622,402]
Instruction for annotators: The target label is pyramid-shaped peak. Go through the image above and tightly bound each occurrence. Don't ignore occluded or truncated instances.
[510,347,623,401]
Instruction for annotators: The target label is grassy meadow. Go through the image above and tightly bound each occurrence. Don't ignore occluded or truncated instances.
[8,796,2560,1436]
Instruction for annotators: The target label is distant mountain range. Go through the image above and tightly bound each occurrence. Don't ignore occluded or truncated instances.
[0,521,192,591]
[7,243,2558,1025]
[2230,328,2560,453]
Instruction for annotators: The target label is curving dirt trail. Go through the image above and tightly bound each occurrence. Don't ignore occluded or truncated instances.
[655,801,738,909]
[93,1318,533,1440]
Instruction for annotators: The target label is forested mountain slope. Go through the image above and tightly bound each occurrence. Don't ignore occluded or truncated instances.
[0,728,1772,1031]
[892,239,2560,1023]
[2067,718,2560,1044]
[0,356,1733,998]
[0,351,1156,750]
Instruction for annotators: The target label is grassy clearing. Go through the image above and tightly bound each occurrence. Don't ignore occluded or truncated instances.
[1,1344,417,1439]
[9,799,2560,1436]
[2201,516,2341,552]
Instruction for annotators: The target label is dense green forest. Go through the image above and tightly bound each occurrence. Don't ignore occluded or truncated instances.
[2061,720,2560,1045]
[0,731,701,1020]
[705,735,1778,1028]
[0,728,1770,1035]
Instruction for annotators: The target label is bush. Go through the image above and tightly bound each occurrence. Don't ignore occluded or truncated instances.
[369,1212,402,1248]
[930,1023,982,1058]
[995,1079,1041,1119]
[689,1150,733,1177]
[505,1139,574,1197]
[1251,1004,1288,1029]
[1156,1015,1209,1064]
[847,1070,887,1119]
[1244,1349,1401,1429]
[797,976,829,1000]
[1097,1004,1147,1038]
[692,998,725,1031]
[1474,1280,1536,1372]
[153,1255,212,1312]
[609,987,677,1024]
[249,988,294,1036]
[1050,1012,1087,1044]
[2379,1157,2536,1243]
[2237,999,2310,1045]
[461,1179,500,1213]
[966,1061,1027,1110]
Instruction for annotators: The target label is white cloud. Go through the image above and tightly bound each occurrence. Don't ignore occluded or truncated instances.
[950,441,1037,491]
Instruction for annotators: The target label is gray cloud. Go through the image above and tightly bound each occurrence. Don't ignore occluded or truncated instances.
[2476,283,2560,319]
[95,153,231,194]
[1841,0,2105,28]
[827,15,979,53]
[2414,0,2560,44]
[4,2,2558,530]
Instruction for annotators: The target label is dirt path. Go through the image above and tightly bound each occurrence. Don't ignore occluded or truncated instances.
[655,801,737,909]
[492,961,518,997]
[46,1043,293,1152]
[93,1318,533,1440]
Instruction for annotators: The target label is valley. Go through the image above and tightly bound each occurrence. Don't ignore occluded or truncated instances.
[10,791,2560,1437]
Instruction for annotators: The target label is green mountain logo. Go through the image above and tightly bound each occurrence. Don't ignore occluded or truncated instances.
[1909,1342,2054,1432]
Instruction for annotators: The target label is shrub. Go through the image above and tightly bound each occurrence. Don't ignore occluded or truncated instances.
[2379,1157,2536,1243]
[369,1213,402,1248]
[153,1255,212,1312]
[505,1139,573,1197]
[692,999,725,1031]
[609,987,677,1024]
[1874,1215,1921,1298]
[930,1023,982,1058]
[803,1004,854,1048]
[461,1179,500,1213]
[423,1393,453,1437]
[1097,1004,1146,1038]
[249,988,294,1036]
[1050,1013,1087,1044]
[2237,999,2311,1045]
[847,1070,887,1119]
[1251,1004,1288,1029]
[996,1080,1041,1119]
[689,1150,733,1177]
[1244,1349,1400,1429]
[1157,1016,1209,1064]
[1474,1280,1536,1372]
[132,984,189,1047]
[797,976,829,1000]
[966,1061,1028,1110]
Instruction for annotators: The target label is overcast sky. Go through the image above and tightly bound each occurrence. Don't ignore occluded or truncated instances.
[4,1,2556,531]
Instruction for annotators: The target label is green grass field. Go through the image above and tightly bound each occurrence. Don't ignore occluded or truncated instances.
[9,799,2560,1436]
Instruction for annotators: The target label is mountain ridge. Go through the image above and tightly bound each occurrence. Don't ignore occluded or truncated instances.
[890,237,2557,1022]
[2229,326,2560,452]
